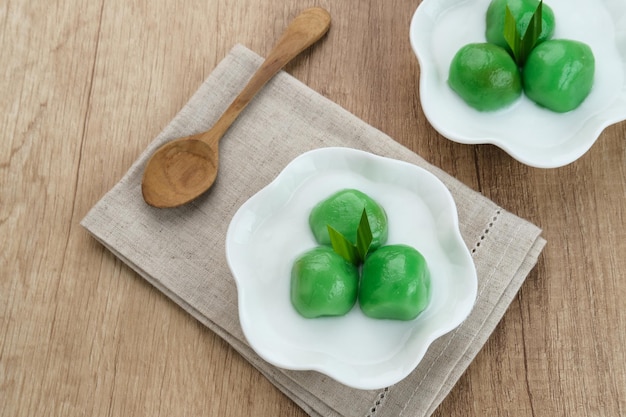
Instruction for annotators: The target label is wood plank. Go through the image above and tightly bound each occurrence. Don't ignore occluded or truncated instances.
[1,0,107,415]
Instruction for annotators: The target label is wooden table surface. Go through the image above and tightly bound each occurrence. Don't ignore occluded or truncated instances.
[2,0,625,415]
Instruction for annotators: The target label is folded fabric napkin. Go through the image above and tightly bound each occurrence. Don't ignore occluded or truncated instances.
[81,44,546,417]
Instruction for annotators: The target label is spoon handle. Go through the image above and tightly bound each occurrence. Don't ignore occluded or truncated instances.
[200,7,331,145]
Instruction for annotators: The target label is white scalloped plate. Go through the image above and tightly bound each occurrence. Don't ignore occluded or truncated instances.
[225,147,477,389]
[410,0,626,168]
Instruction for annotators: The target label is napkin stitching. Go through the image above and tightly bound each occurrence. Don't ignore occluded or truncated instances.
[396,207,503,417]
[365,387,389,416]
[471,208,501,255]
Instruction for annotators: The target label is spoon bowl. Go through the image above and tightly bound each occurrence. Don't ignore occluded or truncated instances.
[142,137,218,207]
[141,7,331,207]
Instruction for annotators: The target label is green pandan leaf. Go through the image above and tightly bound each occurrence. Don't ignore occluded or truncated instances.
[328,208,373,264]
[520,0,543,65]
[503,6,521,61]
[327,224,360,264]
[504,0,543,66]
[355,209,373,260]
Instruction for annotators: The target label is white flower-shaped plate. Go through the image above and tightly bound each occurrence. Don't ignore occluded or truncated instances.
[225,147,477,390]
[410,0,626,168]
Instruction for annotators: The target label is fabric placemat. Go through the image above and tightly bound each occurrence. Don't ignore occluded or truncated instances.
[81,44,546,417]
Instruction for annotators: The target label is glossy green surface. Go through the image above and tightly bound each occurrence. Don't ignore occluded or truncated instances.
[448,43,522,111]
[485,0,555,53]
[309,189,388,251]
[359,245,431,321]
[290,247,359,318]
[523,39,595,113]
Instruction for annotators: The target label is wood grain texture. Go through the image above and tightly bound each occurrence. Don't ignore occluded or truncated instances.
[1,0,624,416]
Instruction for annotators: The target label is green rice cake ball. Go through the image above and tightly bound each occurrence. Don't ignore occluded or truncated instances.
[523,39,595,113]
[309,189,388,251]
[448,43,522,111]
[486,0,556,54]
[290,247,359,318]
[359,245,431,321]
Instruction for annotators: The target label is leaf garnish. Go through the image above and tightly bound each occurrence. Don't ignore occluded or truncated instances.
[504,0,543,66]
[355,209,373,261]
[328,225,360,264]
[327,208,373,265]
[503,7,521,61]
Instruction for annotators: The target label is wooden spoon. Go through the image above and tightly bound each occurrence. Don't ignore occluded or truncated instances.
[141,8,331,208]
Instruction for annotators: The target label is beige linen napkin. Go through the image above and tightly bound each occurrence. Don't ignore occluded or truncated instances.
[81,44,545,417]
